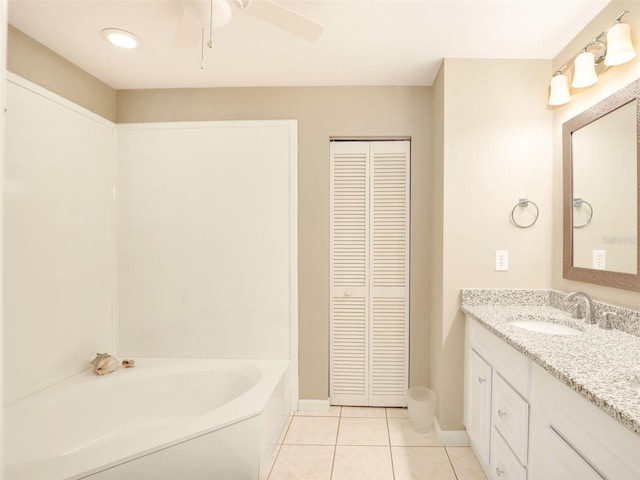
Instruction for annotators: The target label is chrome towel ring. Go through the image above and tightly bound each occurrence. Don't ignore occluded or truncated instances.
[573,198,593,228]
[511,198,539,229]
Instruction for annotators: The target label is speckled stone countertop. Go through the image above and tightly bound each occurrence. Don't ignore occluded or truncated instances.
[460,289,640,438]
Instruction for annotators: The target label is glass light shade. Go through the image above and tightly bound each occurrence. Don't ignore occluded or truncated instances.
[572,51,598,88]
[101,28,141,49]
[548,74,571,106]
[211,0,232,29]
[604,22,636,66]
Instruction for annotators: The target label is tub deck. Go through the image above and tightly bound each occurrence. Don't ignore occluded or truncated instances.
[5,358,291,480]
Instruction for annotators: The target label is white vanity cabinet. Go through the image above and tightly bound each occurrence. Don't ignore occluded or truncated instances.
[528,363,640,480]
[465,313,640,480]
[464,316,530,480]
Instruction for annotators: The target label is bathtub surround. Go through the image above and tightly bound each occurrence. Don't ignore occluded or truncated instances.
[4,74,115,404]
[116,120,298,363]
[4,73,298,425]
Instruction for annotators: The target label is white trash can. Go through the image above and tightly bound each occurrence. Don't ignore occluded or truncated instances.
[406,387,436,433]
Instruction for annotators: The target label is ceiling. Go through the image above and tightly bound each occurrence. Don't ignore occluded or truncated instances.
[8,0,610,90]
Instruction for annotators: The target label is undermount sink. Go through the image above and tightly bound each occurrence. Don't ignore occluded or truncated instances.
[508,316,585,336]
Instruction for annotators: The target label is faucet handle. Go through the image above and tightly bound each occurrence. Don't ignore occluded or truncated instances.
[600,311,617,330]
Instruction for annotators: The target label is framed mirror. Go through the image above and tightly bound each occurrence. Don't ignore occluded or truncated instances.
[563,78,640,291]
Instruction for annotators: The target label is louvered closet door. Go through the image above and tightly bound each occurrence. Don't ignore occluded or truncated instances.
[369,141,410,406]
[330,140,410,407]
[330,141,370,406]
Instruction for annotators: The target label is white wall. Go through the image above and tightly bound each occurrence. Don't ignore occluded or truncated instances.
[116,121,297,360]
[4,75,115,403]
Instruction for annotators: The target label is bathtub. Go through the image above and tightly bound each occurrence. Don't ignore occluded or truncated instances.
[4,358,292,480]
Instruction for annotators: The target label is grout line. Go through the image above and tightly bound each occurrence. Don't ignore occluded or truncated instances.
[444,446,460,480]
[329,414,341,479]
[386,408,396,479]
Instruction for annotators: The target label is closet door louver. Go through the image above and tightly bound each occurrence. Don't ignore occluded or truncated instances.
[369,141,410,406]
[330,142,370,405]
[330,140,409,407]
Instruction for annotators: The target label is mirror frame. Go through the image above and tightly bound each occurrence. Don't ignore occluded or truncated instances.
[563,77,640,291]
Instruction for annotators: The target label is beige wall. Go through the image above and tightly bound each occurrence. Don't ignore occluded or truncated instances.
[7,25,116,121]
[117,87,431,400]
[431,58,554,430]
[552,1,640,310]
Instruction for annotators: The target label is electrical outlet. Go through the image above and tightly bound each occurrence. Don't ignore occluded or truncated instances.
[495,250,509,271]
[593,250,606,270]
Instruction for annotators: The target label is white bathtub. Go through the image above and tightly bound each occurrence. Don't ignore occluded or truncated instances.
[4,358,291,480]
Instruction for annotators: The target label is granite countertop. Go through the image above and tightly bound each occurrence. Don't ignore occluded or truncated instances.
[460,289,640,438]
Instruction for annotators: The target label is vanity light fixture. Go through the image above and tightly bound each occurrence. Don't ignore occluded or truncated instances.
[101,28,142,49]
[549,73,572,106]
[548,11,636,106]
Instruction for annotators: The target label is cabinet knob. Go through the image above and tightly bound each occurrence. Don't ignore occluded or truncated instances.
[496,467,504,477]
[344,290,352,297]
[478,376,486,384]
[497,409,507,419]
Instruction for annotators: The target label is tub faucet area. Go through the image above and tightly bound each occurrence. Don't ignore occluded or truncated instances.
[565,291,596,325]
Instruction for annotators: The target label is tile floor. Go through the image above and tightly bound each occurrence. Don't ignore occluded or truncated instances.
[263,406,488,480]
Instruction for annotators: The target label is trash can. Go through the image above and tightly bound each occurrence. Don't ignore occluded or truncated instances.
[406,387,436,433]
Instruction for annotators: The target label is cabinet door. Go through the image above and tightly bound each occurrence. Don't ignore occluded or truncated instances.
[465,348,492,465]
[542,427,604,480]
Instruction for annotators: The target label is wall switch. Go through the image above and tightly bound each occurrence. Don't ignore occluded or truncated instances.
[593,250,606,270]
[495,250,509,271]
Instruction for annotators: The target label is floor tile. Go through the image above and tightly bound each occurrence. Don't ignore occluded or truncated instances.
[283,416,339,445]
[341,406,386,417]
[392,446,457,480]
[331,446,394,480]
[267,445,334,480]
[337,417,390,446]
[386,407,410,418]
[446,446,488,480]
[295,406,342,417]
[388,418,440,446]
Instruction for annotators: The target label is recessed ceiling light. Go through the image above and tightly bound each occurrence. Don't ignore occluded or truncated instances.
[101,28,142,49]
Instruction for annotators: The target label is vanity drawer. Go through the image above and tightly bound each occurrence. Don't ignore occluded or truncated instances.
[467,316,529,396]
[492,373,529,465]
[490,427,527,480]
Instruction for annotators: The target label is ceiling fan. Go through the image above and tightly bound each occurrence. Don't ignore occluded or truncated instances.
[174,0,324,49]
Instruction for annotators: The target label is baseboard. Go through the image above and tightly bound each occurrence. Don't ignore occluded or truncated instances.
[297,398,331,412]
[433,417,470,445]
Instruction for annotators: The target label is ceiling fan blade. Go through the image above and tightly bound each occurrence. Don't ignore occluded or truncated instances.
[241,0,324,42]
[174,0,208,48]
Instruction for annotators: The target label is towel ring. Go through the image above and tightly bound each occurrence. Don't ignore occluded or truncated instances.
[511,198,539,229]
[573,198,593,229]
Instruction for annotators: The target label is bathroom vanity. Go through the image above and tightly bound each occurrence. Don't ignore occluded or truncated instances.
[461,289,640,480]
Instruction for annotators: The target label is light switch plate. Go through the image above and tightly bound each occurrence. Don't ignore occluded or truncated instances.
[495,250,509,271]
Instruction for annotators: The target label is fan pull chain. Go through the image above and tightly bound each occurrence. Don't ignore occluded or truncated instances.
[200,27,205,70]
[207,0,214,48]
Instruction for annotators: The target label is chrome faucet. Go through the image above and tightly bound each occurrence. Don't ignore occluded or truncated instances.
[564,291,596,325]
